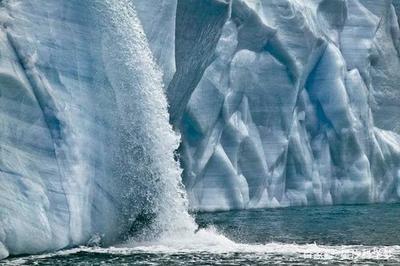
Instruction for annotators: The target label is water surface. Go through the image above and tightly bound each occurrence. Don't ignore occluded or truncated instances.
[4,203,400,265]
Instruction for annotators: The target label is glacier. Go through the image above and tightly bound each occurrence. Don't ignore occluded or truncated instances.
[0,0,399,259]
[0,0,194,259]
[173,0,400,211]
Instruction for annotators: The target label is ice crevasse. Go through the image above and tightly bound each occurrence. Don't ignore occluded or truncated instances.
[0,0,399,259]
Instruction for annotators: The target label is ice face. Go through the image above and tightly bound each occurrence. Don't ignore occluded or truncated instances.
[0,0,190,259]
[172,0,400,211]
[0,0,400,259]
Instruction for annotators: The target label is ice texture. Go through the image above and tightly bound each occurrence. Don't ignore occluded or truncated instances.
[0,0,191,259]
[171,0,400,211]
[0,0,400,259]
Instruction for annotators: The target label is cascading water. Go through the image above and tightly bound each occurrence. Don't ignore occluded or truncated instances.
[92,0,198,241]
[90,1,239,249]
[0,0,229,258]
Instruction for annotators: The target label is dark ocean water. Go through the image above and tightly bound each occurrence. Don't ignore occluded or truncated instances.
[196,203,400,246]
[3,203,400,265]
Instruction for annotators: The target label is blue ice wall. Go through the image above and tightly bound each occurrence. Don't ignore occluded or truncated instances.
[171,0,400,211]
[0,0,400,259]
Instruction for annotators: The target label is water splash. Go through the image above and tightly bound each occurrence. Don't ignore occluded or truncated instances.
[5,241,400,265]
[92,0,197,241]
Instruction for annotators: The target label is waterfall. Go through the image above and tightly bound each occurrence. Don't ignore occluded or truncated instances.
[92,0,197,241]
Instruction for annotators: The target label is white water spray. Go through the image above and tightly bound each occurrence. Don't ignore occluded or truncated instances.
[92,0,200,241]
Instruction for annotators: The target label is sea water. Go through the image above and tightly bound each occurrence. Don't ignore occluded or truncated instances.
[3,203,400,265]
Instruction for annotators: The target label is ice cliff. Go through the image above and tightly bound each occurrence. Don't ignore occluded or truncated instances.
[0,0,399,259]
[0,0,192,259]
[172,0,400,211]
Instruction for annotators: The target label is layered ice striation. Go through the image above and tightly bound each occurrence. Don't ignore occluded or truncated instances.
[0,0,193,259]
[0,0,400,259]
[171,0,400,211]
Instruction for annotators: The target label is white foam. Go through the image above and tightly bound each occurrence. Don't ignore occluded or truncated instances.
[5,228,400,264]
[125,228,400,262]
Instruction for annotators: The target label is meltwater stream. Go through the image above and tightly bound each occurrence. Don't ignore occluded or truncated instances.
[92,0,199,240]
